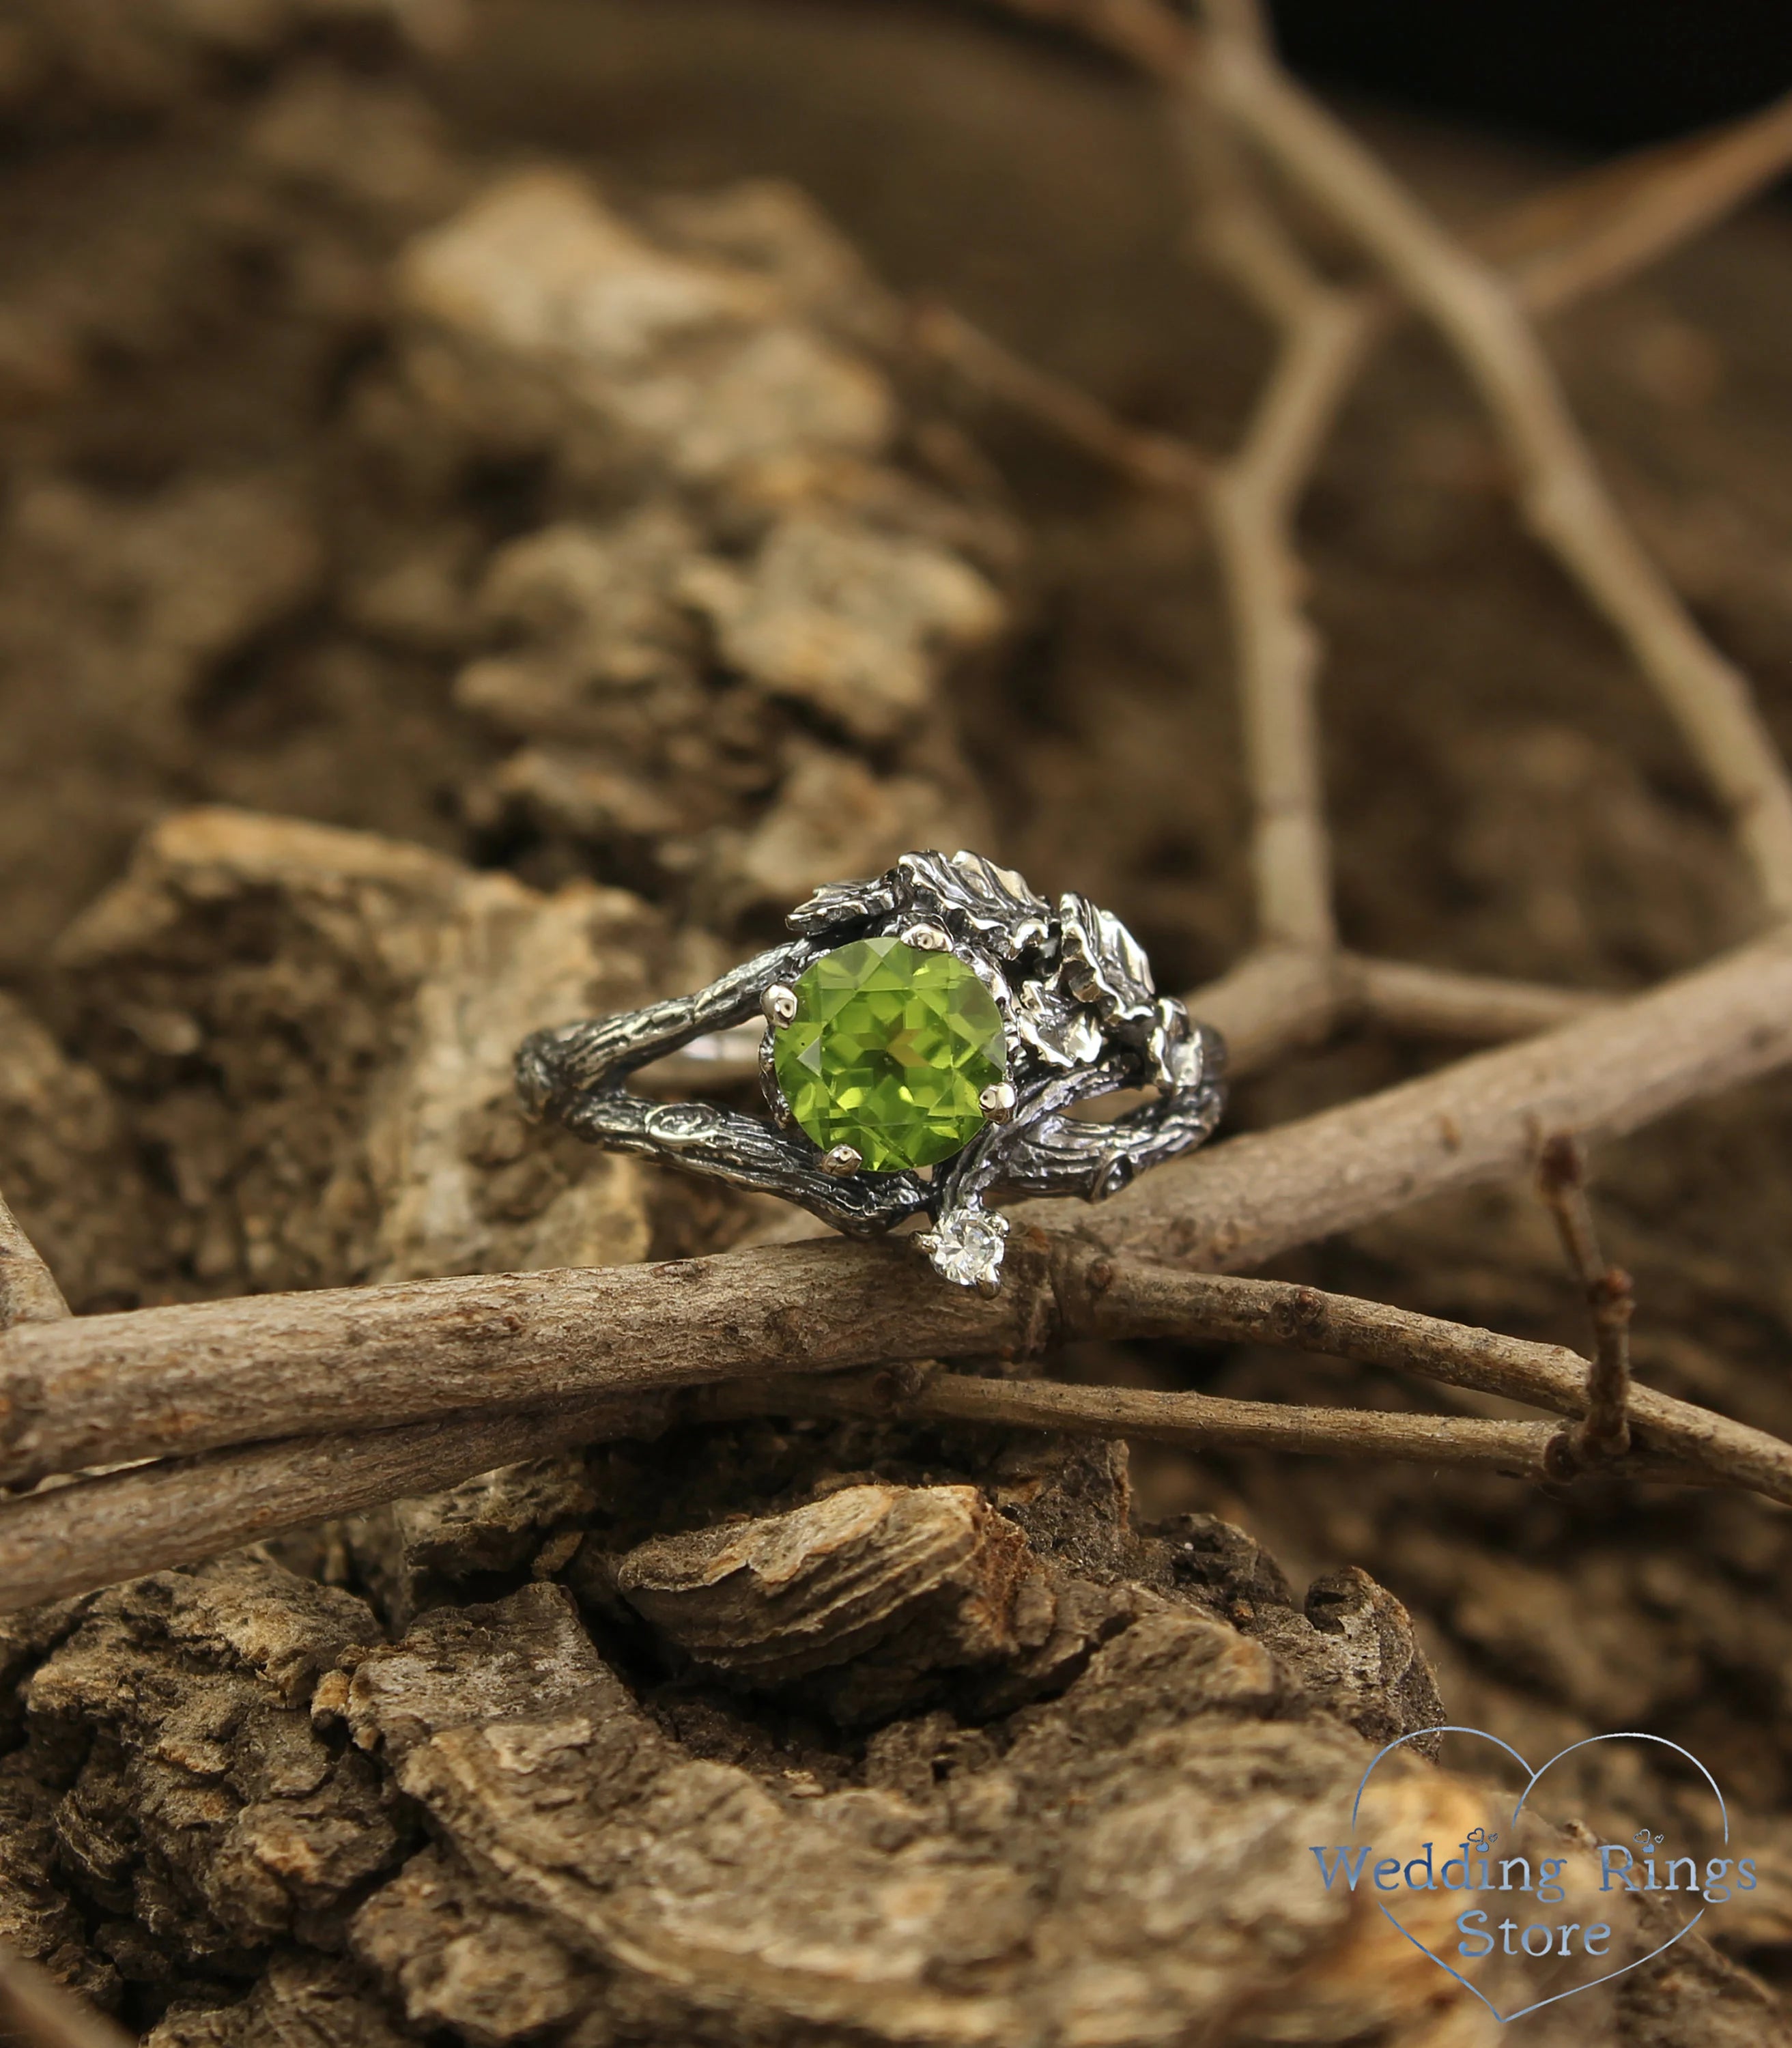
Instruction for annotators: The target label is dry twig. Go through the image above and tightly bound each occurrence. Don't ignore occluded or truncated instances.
[0,1397,665,1619]
[1205,31,1792,915]
[1186,943,1339,1072]
[1075,1264,1752,1482]
[1186,119,1374,954]
[926,91,1792,507]
[987,0,1792,927]
[1339,956,1607,1044]
[1536,1132,1636,1469]
[1484,89,1792,315]
[696,1368,1707,1491]
[0,1186,68,1329]
[1109,920,1792,1266]
[9,1234,1792,1614]
[908,300,1212,494]
[937,43,1792,1089]
[1191,951,1610,1077]
[702,1369,1571,1482]
[0,1945,130,2048]
[0,1203,128,2048]
[1003,1,1792,323]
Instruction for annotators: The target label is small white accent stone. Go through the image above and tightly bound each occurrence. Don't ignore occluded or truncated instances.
[926,1208,1010,1292]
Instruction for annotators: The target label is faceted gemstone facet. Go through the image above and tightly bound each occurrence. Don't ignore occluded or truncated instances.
[774,937,1007,1171]
[928,1207,1010,1290]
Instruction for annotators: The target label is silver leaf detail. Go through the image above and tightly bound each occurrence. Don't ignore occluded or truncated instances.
[1057,893,1156,1027]
[1010,978,1104,1069]
[895,849,1051,960]
[786,872,899,937]
[1146,996,1203,1089]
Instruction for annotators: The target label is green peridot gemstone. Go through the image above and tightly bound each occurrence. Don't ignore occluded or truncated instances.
[773,936,1007,1171]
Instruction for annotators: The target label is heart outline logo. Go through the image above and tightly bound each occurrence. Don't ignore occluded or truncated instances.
[1347,1726,1729,2025]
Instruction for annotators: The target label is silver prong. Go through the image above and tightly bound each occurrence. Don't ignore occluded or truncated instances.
[900,923,950,952]
[821,1144,863,1177]
[915,1233,941,1254]
[762,984,798,1027]
[979,1081,1016,1124]
[974,1276,1003,1299]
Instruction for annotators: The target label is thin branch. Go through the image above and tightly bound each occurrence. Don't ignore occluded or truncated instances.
[907,300,1213,496]
[1339,956,1610,1043]
[702,1369,1569,1479]
[935,38,1792,1003]
[0,1238,1032,1491]
[3,922,1791,1507]
[987,0,1190,75]
[1191,948,1607,1076]
[918,90,1792,506]
[1536,1133,1606,1294]
[1187,114,1375,953]
[1200,36,1792,920]
[1113,920,1792,1264]
[0,1188,69,1331]
[928,0,1359,969]
[0,1942,132,2048]
[939,10,1792,952]
[1481,90,1792,315]
[982,4,1792,917]
[1081,1262,1792,1507]
[694,1368,1711,1492]
[1536,1133,1636,1468]
[1208,319,1356,954]
[1005,0,1792,325]
[1072,1264,1782,1492]
[1188,943,1340,1074]
[0,1396,665,1618]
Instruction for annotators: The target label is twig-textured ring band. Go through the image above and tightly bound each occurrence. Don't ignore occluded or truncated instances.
[515,850,1227,1294]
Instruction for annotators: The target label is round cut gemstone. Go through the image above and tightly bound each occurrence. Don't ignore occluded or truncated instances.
[928,1208,1010,1290]
[774,937,1007,1171]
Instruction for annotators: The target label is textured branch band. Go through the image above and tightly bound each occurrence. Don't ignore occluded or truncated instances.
[517,850,1227,1292]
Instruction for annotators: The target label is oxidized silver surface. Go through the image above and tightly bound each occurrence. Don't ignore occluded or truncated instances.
[514,851,1227,1293]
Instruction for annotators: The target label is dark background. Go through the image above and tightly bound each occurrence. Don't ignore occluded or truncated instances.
[1269,0,1792,152]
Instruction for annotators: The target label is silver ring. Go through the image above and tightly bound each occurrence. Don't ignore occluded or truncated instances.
[515,851,1226,1294]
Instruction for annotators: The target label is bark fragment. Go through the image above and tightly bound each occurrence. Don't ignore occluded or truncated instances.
[615,1481,1044,1722]
[8,1558,393,2009]
[398,165,1004,911]
[323,1574,1559,2046]
[143,1953,415,2048]
[46,809,675,1298]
